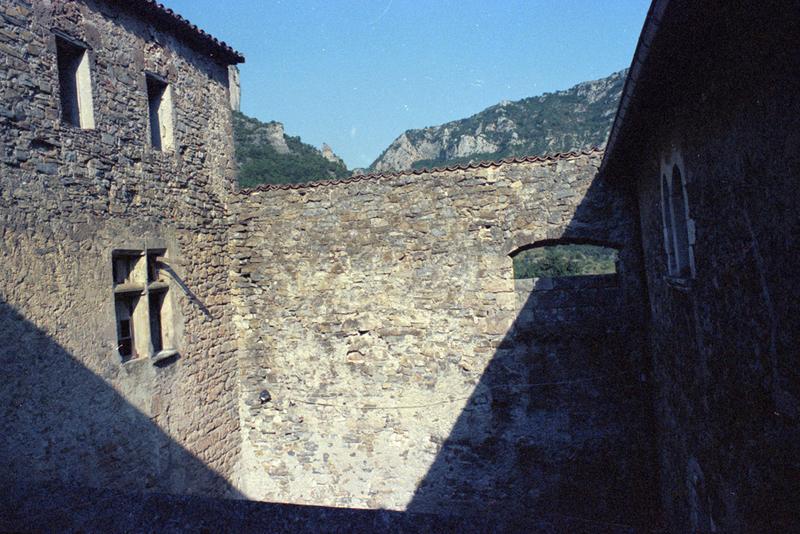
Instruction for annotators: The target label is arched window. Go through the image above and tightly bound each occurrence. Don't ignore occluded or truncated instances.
[511,242,619,279]
[660,161,694,278]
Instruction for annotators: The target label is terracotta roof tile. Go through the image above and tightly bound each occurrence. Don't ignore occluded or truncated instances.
[238,147,604,194]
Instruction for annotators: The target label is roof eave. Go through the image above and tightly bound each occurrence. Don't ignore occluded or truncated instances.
[599,0,669,178]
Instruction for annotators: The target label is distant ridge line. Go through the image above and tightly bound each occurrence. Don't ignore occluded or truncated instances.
[238,147,604,193]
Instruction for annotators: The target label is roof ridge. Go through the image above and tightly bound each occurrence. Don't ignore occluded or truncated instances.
[237,147,604,194]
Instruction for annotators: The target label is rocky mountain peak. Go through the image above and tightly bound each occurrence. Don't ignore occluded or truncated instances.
[369,69,627,172]
[321,143,345,166]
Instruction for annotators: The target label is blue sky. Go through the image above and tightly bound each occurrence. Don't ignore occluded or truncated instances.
[164,1,651,168]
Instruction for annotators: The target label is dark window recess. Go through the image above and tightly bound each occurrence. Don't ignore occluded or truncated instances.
[149,290,166,353]
[119,320,132,356]
[56,37,82,126]
[661,173,675,273]
[55,34,93,128]
[113,254,137,285]
[146,75,168,150]
[115,295,138,361]
[147,251,165,283]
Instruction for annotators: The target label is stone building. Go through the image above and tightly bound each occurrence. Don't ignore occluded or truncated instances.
[601,0,800,530]
[1,0,798,532]
[0,0,245,498]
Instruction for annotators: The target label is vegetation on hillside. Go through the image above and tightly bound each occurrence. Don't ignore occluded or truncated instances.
[513,244,617,279]
[372,70,627,172]
[233,111,349,188]
[233,70,627,183]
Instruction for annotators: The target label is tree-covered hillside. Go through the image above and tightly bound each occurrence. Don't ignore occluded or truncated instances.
[370,70,627,172]
[513,244,617,279]
[233,112,349,188]
[233,69,628,183]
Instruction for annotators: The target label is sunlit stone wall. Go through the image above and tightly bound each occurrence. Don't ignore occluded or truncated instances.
[0,0,241,496]
[230,150,655,524]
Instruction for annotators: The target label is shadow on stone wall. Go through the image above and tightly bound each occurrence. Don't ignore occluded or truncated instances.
[404,173,659,530]
[0,297,240,498]
[0,296,487,533]
[404,277,656,530]
[1,169,660,532]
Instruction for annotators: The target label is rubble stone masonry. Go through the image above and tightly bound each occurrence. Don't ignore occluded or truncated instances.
[1,1,657,526]
[0,0,241,496]
[230,152,656,524]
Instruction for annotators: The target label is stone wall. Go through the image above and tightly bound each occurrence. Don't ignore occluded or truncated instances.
[0,0,241,496]
[230,151,657,524]
[621,4,800,530]
[407,272,656,527]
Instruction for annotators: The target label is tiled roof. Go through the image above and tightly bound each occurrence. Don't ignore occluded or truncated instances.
[121,0,244,64]
[239,147,603,193]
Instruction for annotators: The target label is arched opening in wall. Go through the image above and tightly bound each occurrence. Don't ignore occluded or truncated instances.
[510,240,620,279]
[508,239,625,333]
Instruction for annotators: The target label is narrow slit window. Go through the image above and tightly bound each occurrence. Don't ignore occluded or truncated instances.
[661,174,676,274]
[146,74,174,151]
[669,165,691,277]
[55,35,94,128]
[149,289,166,353]
[660,162,694,278]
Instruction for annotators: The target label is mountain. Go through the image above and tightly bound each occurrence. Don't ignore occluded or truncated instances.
[233,111,349,187]
[369,70,627,172]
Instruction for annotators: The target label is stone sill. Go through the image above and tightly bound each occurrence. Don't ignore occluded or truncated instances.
[120,349,178,366]
[148,281,169,292]
[152,349,178,364]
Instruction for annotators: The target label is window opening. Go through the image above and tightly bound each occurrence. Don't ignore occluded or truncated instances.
[512,243,618,279]
[149,289,166,353]
[147,250,166,284]
[55,34,94,128]
[660,161,694,279]
[661,174,676,274]
[669,165,691,277]
[146,74,174,151]
[112,247,176,363]
[113,252,139,286]
[115,294,138,361]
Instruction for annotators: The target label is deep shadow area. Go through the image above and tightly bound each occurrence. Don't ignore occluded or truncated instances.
[405,275,656,530]
[0,480,614,533]
[0,297,240,499]
[406,170,660,530]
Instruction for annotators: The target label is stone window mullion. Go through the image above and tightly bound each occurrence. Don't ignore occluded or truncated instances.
[113,246,177,363]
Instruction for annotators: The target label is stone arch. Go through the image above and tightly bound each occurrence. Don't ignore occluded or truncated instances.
[507,237,625,258]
